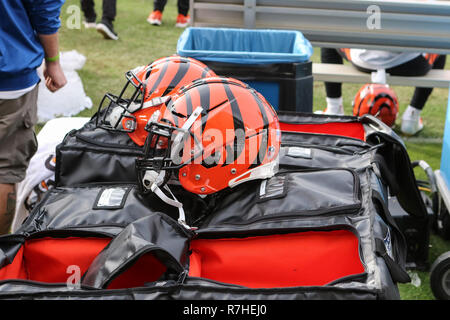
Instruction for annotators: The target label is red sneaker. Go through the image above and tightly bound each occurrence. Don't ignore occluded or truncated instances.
[175,14,190,28]
[147,10,162,25]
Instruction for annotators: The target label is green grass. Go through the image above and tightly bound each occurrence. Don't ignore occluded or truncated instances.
[56,0,450,300]
[59,0,185,115]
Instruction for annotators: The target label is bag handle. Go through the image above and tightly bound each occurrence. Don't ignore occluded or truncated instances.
[374,238,411,284]
[372,191,411,284]
[81,213,191,289]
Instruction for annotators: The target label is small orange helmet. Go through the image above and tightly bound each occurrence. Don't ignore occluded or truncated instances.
[96,55,217,146]
[352,83,399,127]
[136,76,281,196]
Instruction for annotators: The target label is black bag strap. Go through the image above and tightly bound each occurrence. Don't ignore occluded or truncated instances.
[81,213,191,289]
[372,192,407,258]
[374,238,411,284]
[367,130,428,219]
[372,191,411,284]
[372,153,400,196]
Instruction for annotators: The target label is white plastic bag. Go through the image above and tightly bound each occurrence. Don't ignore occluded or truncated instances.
[12,117,91,232]
[36,50,93,123]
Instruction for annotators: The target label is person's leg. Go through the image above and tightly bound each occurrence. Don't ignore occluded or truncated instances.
[397,55,447,134]
[408,55,447,110]
[80,0,97,22]
[0,86,39,235]
[154,0,168,12]
[320,48,346,114]
[175,0,190,27]
[0,184,15,235]
[387,54,432,77]
[178,0,189,16]
[96,0,119,40]
[102,0,116,23]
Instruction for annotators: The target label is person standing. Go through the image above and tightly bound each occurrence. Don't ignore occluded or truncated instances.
[0,0,67,234]
[147,0,190,28]
[81,0,119,40]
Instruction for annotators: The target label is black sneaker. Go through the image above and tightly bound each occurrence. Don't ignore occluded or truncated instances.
[96,20,119,40]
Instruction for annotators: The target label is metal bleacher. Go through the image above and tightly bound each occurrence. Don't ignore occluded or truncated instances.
[189,0,450,53]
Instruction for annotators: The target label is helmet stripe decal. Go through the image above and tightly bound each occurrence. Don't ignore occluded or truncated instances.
[161,59,191,97]
[146,59,170,98]
[165,99,179,127]
[199,83,211,133]
[223,81,245,166]
[369,93,396,114]
[202,67,212,78]
[185,85,194,116]
[248,91,269,168]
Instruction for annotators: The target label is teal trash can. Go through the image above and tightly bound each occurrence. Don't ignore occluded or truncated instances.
[436,94,450,205]
[177,27,314,113]
[434,91,450,238]
[441,97,450,188]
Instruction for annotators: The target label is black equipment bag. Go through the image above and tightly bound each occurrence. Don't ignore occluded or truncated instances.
[55,116,144,187]
[0,170,408,299]
[0,112,429,300]
[55,111,428,220]
[388,160,438,270]
[0,183,193,292]
[277,112,431,271]
[276,111,428,220]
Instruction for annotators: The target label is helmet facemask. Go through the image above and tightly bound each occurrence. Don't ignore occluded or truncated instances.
[136,107,204,193]
[96,68,146,132]
[135,107,204,230]
[95,56,217,146]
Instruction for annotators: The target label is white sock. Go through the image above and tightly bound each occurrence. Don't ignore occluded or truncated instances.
[403,105,421,119]
[326,97,343,113]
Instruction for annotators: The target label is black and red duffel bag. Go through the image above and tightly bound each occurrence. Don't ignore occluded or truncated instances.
[0,174,407,299]
[0,112,428,300]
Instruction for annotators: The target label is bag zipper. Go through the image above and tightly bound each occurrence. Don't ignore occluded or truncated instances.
[22,228,113,239]
[74,133,143,153]
[19,184,140,234]
[281,141,357,155]
[199,205,361,229]
[277,167,361,202]
[183,273,370,290]
[282,130,368,144]
[187,224,368,285]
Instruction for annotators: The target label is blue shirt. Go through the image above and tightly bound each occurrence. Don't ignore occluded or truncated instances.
[0,0,64,91]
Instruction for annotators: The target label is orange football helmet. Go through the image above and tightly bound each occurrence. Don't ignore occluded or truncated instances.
[352,83,399,127]
[136,76,281,197]
[96,55,217,146]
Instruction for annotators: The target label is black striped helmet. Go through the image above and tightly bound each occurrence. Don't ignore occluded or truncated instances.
[136,77,281,195]
[96,55,217,146]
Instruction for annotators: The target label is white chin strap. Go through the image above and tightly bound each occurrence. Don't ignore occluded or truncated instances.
[141,106,203,230]
[142,96,171,110]
[228,157,279,188]
[143,170,189,229]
